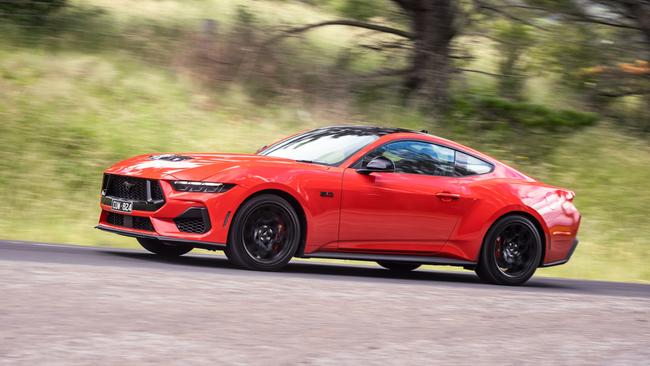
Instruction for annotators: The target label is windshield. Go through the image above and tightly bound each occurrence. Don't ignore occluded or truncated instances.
[259,127,380,166]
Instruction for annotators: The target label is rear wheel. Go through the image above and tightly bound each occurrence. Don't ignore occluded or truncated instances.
[225,194,301,271]
[475,215,542,286]
[137,238,192,257]
[377,261,421,272]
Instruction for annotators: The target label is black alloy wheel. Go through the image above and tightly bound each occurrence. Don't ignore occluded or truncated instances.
[377,261,421,272]
[475,215,542,286]
[137,237,192,257]
[225,194,301,271]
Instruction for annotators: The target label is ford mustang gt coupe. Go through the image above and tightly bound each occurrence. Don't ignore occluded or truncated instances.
[96,126,580,285]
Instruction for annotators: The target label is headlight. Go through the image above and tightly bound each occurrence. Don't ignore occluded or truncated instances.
[171,181,235,193]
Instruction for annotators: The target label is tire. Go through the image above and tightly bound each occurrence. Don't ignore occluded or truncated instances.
[475,215,542,286]
[137,238,192,257]
[377,261,421,272]
[225,194,301,271]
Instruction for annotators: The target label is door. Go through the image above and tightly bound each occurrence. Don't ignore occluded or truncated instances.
[338,140,465,254]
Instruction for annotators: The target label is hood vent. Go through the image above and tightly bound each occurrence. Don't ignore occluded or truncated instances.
[149,154,193,162]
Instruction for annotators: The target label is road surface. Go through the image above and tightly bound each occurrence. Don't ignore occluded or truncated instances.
[1,240,649,365]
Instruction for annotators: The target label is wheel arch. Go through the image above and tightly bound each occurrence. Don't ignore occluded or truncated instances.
[485,210,548,266]
[228,188,308,256]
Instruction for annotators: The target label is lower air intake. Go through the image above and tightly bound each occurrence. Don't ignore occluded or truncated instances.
[174,207,211,234]
[106,212,154,232]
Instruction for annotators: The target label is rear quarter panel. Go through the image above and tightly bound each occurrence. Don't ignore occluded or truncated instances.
[444,177,580,265]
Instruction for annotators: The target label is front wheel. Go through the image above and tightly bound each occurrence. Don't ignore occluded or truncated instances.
[225,194,301,271]
[475,215,542,286]
[137,238,192,257]
[377,261,421,272]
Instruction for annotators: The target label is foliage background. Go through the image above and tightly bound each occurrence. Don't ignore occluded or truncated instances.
[0,0,648,282]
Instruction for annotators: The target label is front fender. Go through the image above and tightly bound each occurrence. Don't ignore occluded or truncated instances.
[215,168,343,253]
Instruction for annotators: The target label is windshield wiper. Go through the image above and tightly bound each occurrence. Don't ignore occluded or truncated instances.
[295,159,329,166]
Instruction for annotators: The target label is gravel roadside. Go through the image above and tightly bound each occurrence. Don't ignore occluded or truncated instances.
[1,260,648,365]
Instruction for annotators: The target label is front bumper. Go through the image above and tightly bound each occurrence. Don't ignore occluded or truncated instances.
[97,179,242,245]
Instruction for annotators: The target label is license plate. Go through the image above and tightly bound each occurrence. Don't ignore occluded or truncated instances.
[112,199,133,213]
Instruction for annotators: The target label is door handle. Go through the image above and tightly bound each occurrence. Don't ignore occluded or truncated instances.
[435,192,461,201]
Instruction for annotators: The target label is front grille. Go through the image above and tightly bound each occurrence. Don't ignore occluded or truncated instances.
[103,174,164,201]
[150,181,164,200]
[175,218,206,233]
[106,212,154,232]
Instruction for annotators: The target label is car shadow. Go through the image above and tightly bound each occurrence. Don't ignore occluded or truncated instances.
[101,249,577,292]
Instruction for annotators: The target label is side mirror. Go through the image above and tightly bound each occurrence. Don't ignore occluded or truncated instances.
[356,156,395,174]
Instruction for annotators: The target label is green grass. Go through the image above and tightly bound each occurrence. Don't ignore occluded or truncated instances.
[539,123,650,282]
[0,49,322,247]
[0,1,648,282]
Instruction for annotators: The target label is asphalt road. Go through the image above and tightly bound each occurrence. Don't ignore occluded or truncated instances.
[1,240,649,365]
[1,240,648,298]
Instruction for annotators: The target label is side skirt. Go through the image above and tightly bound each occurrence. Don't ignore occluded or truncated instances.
[304,251,475,267]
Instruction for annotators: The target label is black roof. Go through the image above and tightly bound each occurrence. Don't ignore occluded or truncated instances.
[314,126,419,136]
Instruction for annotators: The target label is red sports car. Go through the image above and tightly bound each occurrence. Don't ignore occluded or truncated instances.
[96,126,580,285]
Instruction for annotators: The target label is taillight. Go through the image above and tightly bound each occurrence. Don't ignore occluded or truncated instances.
[566,191,575,202]
[559,190,575,202]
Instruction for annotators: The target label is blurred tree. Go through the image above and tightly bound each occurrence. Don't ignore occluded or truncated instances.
[564,0,650,102]
[266,0,647,121]
[493,21,533,100]
[270,0,475,114]
[396,0,460,111]
[481,0,649,53]
[336,0,381,21]
[479,0,649,128]
[0,0,66,25]
[569,0,650,51]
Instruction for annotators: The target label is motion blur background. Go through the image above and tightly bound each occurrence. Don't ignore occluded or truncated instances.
[0,0,648,282]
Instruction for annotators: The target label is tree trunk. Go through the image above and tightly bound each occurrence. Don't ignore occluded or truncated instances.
[624,1,650,50]
[401,0,456,114]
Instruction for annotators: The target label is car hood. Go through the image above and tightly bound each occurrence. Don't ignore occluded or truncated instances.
[105,153,312,181]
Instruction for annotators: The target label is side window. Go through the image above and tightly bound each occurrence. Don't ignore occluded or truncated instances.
[454,151,493,176]
[361,140,455,176]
